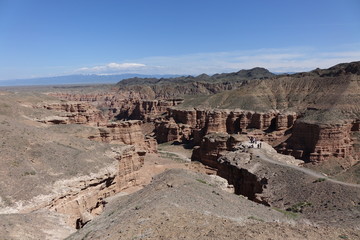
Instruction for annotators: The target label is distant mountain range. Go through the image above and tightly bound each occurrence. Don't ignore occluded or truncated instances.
[117,67,275,86]
[0,74,181,87]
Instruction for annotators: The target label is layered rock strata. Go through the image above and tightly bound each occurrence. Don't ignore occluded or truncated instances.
[47,145,145,229]
[157,108,296,146]
[47,93,114,103]
[154,118,192,143]
[278,121,357,162]
[168,108,296,132]
[163,107,360,162]
[1,145,145,229]
[38,101,157,153]
[191,133,247,169]
[48,92,183,121]
[38,102,106,125]
[89,120,157,153]
[192,132,301,167]
[113,99,183,121]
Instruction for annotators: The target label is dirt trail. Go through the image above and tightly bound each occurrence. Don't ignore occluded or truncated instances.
[251,147,360,188]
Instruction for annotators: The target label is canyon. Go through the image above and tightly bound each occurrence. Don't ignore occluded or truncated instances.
[47,62,360,164]
[1,62,360,239]
[46,94,359,164]
[0,93,152,237]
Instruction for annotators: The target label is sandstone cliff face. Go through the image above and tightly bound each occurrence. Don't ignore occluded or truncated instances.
[2,145,145,229]
[278,121,356,162]
[39,102,106,125]
[49,92,183,122]
[46,145,145,229]
[38,101,157,153]
[217,153,266,203]
[191,133,269,204]
[214,150,360,225]
[90,120,157,153]
[169,108,296,133]
[163,108,360,163]
[191,133,247,169]
[154,118,192,143]
[114,99,183,121]
[47,93,114,103]
[158,108,296,146]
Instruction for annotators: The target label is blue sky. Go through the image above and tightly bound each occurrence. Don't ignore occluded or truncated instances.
[0,0,359,81]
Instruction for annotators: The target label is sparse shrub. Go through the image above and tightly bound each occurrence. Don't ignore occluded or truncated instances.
[212,190,220,195]
[158,151,186,162]
[11,161,20,167]
[273,207,298,219]
[196,178,207,184]
[23,171,36,176]
[313,178,326,183]
[286,201,312,213]
[247,216,264,222]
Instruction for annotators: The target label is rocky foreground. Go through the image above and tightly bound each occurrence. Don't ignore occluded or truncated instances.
[67,169,360,240]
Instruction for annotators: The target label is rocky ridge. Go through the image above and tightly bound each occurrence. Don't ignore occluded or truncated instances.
[114,67,275,99]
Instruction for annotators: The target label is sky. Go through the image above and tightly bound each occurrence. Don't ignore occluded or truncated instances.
[0,0,359,81]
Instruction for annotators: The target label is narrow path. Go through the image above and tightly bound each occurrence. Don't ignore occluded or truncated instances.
[158,150,191,162]
[250,148,360,188]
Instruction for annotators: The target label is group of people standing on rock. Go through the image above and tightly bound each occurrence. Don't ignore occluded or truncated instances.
[249,136,262,149]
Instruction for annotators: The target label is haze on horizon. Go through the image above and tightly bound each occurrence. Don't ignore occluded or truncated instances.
[0,0,359,83]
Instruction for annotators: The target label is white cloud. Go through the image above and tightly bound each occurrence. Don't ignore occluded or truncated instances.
[75,62,146,74]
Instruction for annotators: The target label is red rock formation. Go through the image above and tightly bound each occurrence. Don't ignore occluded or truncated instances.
[154,118,192,143]
[351,119,360,131]
[169,108,296,133]
[278,121,355,162]
[49,92,183,121]
[40,102,106,125]
[47,93,114,103]
[191,133,247,169]
[115,146,146,190]
[276,114,296,130]
[90,120,157,153]
[161,108,296,146]
[206,110,229,133]
[39,101,158,153]
[169,109,197,127]
[115,99,183,121]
